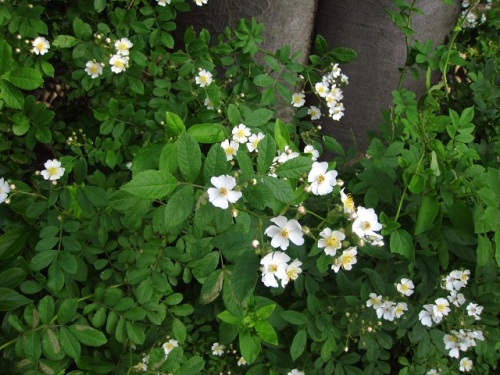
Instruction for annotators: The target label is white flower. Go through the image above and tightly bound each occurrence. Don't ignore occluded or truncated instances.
[207,175,242,209]
[246,132,265,153]
[377,300,396,321]
[303,145,319,161]
[162,339,178,355]
[366,293,383,309]
[32,36,50,55]
[442,269,469,291]
[315,82,329,98]
[274,146,300,164]
[237,357,246,366]
[232,124,251,143]
[211,342,225,356]
[396,278,414,297]
[340,74,349,84]
[466,303,483,320]
[330,63,341,78]
[433,298,450,318]
[447,290,466,307]
[109,54,129,73]
[283,259,302,286]
[329,85,344,102]
[0,178,10,204]
[307,162,337,196]
[318,228,345,256]
[307,106,321,120]
[331,247,357,273]
[195,0,208,5]
[340,188,356,216]
[426,369,440,375]
[133,362,148,372]
[115,37,133,56]
[85,61,103,78]
[288,370,305,375]
[329,103,345,121]
[204,97,214,109]
[221,139,239,161]
[352,207,382,239]
[394,302,408,318]
[260,251,291,287]
[41,159,65,181]
[443,333,461,358]
[265,216,304,250]
[291,92,306,107]
[459,357,473,372]
[195,69,213,87]
[157,0,171,5]
[419,304,442,327]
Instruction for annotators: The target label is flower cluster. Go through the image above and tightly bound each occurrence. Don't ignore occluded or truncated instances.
[156,0,171,6]
[109,37,132,74]
[133,339,179,372]
[366,279,413,321]
[443,329,484,359]
[461,0,488,28]
[220,124,264,161]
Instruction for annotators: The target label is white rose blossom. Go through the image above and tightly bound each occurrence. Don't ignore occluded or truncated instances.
[265,216,304,250]
[32,36,50,55]
[352,206,382,239]
[221,139,239,161]
[307,161,338,196]
[260,251,290,288]
[195,69,213,87]
[114,37,133,56]
[41,159,65,181]
[207,175,242,209]
[0,178,10,204]
[85,61,103,78]
[318,227,345,256]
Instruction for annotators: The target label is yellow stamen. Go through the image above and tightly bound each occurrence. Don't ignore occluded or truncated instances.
[325,235,340,249]
[219,187,228,196]
[280,228,289,238]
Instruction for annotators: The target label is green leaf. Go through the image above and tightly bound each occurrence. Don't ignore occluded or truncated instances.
[227,103,242,125]
[73,18,93,41]
[163,185,194,228]
[255,304,276,320]
[281,310,308,325]
[0,268,27,289]
[199,269,224,304]
[121,170,177,199]
[275,157,313,179]
[217,310,241,324]
[262,176,294,203]
[30,250,58,271]
[187,123,227,143]
[52,35,78,48]
[0,80,24,109]
[0,227,28,261]
[177,132,202,183]
[59,327,81,359]
[176,355,205,375]
[126,321,145,344]
[290,329,307,361]
[58,299,78,325]
[253,74,275,87]
[136,278,153,304]
[6,68,43,90]
[361,268,386,295]
[204,144,231,183]
[239,328,260,364]
[477,235,493,268]
[274,118,291,150]
[159,143,178,174]
[24,331,42,361]
[94,0,106,12]
[255,320,278,345]
[231,251,259,304]
[390,230,413,258]
[38,296,55,325]
[212,229,254,262]
[0,288,31,311]
[244,108,274,127]
[257,136,277,174]
[69,325,108,347]
[414,196,439,235]
[330,47,357,63]
[172,318,187,343]
[323,136,345,156]
[0,38,12,76]
[166,111,186,135]
[236,149,254,177]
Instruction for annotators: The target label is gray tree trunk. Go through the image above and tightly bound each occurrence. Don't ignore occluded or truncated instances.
[314,0,461,150]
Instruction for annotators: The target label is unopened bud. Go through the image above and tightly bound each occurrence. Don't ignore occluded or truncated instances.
[51,180,57,185]
[344,346,349,352]
[16,34,21,39]
[316,125,322,131]
[231,208,238,218]
[15,48,20,53]
[349,211,357,220]
[297,205,306,215]
[367,327,373,332]
[337,179,344,186]
[304,185,311,193]
[302,226,310,234]
[105,37,111,44]
[252,240,259,248]
[9,184,15,190]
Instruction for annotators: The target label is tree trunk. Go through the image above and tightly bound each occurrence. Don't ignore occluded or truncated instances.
[175,0,318,64]
[314,0,461,151]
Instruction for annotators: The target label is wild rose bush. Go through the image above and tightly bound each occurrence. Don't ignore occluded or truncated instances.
[0,0,499,374]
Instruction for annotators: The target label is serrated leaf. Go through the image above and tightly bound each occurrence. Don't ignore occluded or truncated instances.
[204,144,231,183]
[414,196,439,235]
[136,278,153,304]
[69,325,107,347]
[121,170,177,199]
[217,310,241,324]
[199,269,224,304]
[52,35,78,48]
[177,132,201,183]
[239,328,260,364]
[163,185,194,228]
[281,310,308,325]
[275,157,313,179]
[262,176,294,203]
[38,296,55,325]
[257,135,276,174]
[0,288,31,311]
[58,299,77,325]
[176,355,205,375]
[230,251,259,305]
[172,318,187,343]
[59,327,81,359]
[389,230,413,258]
[0,227,28,261]
[253,74,274,87]
[255,320,278,345]
[166,111,186,135]
[0,80,24,109]
[244,108,274,127]
[362,268,386,295]
[187,123,227,143]
[330,47,357,63]
[291,329,307,361]
[30,250,58,271]
[0,38,12,76]
[227,103,242,125]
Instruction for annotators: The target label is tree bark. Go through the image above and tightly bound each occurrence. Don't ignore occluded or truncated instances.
[314,0,461,151]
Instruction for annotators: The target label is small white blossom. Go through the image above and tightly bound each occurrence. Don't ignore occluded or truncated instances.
[115,37,133,56]
[459,357,473,372]
[0,178,10,204]
[109,54,129,73]
[195,69,213,87]
[221,139,239,161]
[265,216,304,250]
[207,175,242,209]
[307,162,338,196]
[394,302,408,318]
[352,207,382,239]
[396,278,414,297]
[329,103,345,121]
[426,369,440,375]
[204,97,214,109]
[466,303,483,320]
[273,146,300,164]
[307,106,321,120]
[288,370,305,375]
[340,188,356,216]
[162,339,178,355]
[419,304,442,327]
[303,145,319,161]
[232,124,251,143]
[447,290,466,307]
[237,357,246,366]
[443,333,461,358]
[366,293,383,309]
[246,132,265,153]
[283,259,303,286]
[32,36,50,55]
[331,247,357,273]
[41,159,65,181]
[291,92,306,107]
[377,300,396,321]
[314,82,329,98]
[85,61,103,78]
[195,0,208,5]
[318,227,345,256]
[156,0,171,5]
[260,251,291,288]
[211,342,225,356]
[433,298,450,318]
[133,362,148,372]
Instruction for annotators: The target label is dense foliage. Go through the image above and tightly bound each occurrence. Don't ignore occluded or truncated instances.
[0,0,498,374]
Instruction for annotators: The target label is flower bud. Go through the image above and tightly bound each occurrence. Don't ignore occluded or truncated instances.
[304,185,311,193]
[337,179,344,186]
[344,346,349,352]
[302,226,310,234]
[9,184,15,190]
[16,34,21,39]
[231,208,238,218]
[51,180,57,185]
[297,205,306,215]
[252,240,259,248]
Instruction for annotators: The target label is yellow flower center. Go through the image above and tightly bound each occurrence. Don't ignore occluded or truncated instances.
[325,235,340,249]
[268,264,278,273]
[286,268,297,280]
[280,228,289,238]
[114,60,124,68]
[200,75,207,83]
[89,65,98,74]
[36,42,45,50]
[317,174,325,184]
[47,167,59,176]
[219,187,228,196]
[361,221,371,230]
[237,129,245,138]
[225,146,234,155]
[341,254,354,267]
[345,194,355,211]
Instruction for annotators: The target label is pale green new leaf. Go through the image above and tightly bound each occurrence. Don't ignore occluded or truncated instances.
[255,320,278,345]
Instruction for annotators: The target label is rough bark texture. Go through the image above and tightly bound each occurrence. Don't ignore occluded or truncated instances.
[314,0,461,151]
[175,0,318,64]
